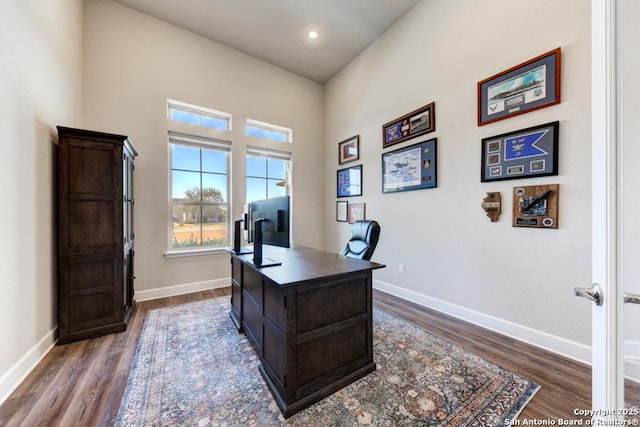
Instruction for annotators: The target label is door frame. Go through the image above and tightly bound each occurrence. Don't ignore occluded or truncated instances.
[591,0,625,414]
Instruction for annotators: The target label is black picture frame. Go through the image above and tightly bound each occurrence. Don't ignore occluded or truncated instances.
[382,138,437,193]
[382,102,435,148]
[478,48,561,126]
[481,121,559,182]
[337,164,362,198]
[338,135,360,164]
[336,201,348,222]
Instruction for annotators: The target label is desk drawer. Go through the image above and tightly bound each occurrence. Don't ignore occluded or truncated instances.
[296,274,368,333]
[242,291,263,354]
[264,279,285,331]
[244,265,263,306]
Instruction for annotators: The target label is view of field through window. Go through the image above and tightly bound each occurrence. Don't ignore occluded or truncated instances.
[170,146,290,249]
[171,144,228,249]
[168,100,292,251]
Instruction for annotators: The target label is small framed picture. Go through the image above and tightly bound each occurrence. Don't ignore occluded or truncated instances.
[336,201,348,222]
[337,164,363,198]
[338,135,360,164]
[348,203,366,224]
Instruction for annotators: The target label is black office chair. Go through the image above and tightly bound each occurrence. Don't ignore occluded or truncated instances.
[339,220,380,261]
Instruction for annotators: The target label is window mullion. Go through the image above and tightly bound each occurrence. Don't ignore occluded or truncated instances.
[265,158,270,198]
[199,205,203,246]
[199,148,203,245]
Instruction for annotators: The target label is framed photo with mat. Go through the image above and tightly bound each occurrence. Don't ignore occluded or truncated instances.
[348,203,366,224]
[478,48,561,126]
[481,121,559,182]
[382,138,437,193]
[382,103,435,148]
[336,201,348,222]
[338,135,360,165]
[337,164,362,198]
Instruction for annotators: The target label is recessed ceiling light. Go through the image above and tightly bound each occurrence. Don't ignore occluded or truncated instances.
[307,30,319,40]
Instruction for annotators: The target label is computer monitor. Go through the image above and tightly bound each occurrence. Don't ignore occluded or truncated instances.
[247,195,291,248]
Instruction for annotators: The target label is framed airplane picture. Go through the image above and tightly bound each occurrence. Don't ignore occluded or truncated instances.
[478,48,561,126]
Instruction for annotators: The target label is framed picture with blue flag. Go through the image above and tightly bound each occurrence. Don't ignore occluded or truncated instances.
[481,121,559,182]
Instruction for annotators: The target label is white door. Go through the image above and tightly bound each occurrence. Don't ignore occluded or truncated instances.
[619,0,640,417]
[587,0,640,421]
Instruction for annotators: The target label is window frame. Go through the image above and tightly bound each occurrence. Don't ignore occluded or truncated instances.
[246,146,292,204]
[245,118,292,143]
[166,131,231,257]
[168,99,232,131]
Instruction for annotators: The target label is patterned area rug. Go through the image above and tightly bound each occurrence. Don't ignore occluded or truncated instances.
[116,297,540,426]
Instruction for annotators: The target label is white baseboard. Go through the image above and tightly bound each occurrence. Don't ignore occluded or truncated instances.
[1,279,635,407]
[0,328,57,406]
[625,340,640,383]
[134,278,230,301]
[0,278,230,406]
[373,279,592,366]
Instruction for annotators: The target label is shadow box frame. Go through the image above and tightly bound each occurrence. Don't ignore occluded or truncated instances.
[382,138,437,193]
[382,102,435,149]
[481,121,559,182]
[477,47,561,126]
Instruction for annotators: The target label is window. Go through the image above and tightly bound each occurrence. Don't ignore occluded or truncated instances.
[168,99,231,131]
[245,118,291,143]
[169,132,230,251]
[246,147,292,203]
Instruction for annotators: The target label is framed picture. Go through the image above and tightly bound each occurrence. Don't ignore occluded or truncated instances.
[477,47,561,126]
[481,121,559,182]
[382,102,435,148]
[336,201,348,222]
[337,164,362,198]
[382,138,437,193]
[348,203,366,224]
[338,135,360,164]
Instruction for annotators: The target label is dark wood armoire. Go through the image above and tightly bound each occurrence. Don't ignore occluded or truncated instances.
[57,126,137,344]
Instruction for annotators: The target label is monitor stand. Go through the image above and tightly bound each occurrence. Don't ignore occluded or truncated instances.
[252,218,282,268]
[231,219,253,255]
[230,246,254,255]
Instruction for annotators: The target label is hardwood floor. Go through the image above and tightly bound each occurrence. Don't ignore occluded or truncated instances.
[0,288,230,427]
[0,287,636,426]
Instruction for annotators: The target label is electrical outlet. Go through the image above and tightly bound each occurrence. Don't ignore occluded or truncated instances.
[399,263,405,274]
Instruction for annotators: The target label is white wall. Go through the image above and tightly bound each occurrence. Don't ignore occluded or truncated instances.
[325,0,593,360]
[82,0,325,299]
[0,0,83,403]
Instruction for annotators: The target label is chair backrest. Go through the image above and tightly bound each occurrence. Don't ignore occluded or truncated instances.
[339,220,380,261]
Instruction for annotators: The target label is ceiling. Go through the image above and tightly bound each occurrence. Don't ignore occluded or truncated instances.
[113,0,422,83]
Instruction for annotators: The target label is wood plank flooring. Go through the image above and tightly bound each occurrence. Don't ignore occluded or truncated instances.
[0,287,635,426]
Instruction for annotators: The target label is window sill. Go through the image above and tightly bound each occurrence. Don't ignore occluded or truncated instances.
[164,247,228,259]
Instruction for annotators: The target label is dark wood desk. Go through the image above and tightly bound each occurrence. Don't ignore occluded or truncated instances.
[228,244,385,418]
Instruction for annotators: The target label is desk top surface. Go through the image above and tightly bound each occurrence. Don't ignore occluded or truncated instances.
[230,244,385,286]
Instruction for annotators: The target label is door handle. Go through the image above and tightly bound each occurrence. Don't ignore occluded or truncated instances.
[574,283,603,306]
[624,292,640,304]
